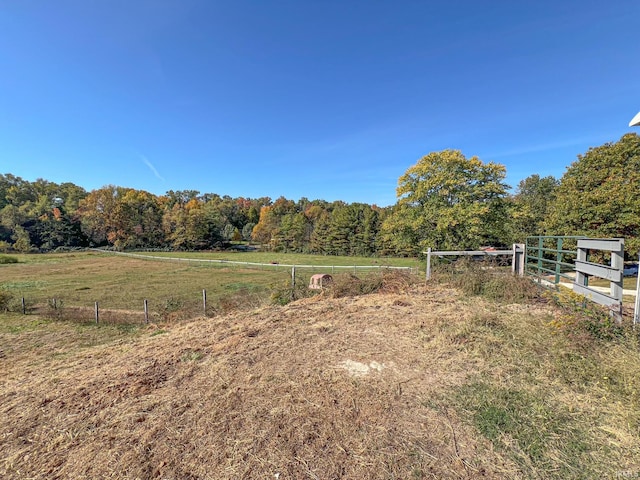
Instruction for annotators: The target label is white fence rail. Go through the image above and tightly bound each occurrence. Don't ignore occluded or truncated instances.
[91,249,417,273]
[424,244,525,281]
[572,238,624,322]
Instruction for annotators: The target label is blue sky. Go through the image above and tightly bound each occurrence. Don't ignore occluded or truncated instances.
[1,1,639,206]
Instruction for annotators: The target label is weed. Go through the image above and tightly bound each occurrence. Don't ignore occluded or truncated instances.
[116,323,140,334]
[453,382,592,478]
[546,289,626,341]
[0,255,18,264]
[0,290,13,312]
[269,278,318,306]
[180,349,203,362]
[328,270,417,298]
[433,259,541,303]
[160,297,184,319]
[217,288,265,313]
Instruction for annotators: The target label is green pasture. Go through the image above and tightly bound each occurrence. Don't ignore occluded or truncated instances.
[0,251,422,321]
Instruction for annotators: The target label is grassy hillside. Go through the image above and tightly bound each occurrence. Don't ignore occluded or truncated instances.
[1,268,639,479]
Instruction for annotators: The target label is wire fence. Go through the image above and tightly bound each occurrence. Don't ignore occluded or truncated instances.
[6,264,417,326]
[93,249,419,274]
[13,287,265,325]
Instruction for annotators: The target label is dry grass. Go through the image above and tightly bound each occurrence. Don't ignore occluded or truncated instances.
[1,270,639,479]
[0,252,280,311]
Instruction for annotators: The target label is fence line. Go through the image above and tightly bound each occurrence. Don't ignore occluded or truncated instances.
[423,245,525,281]
[90,248,416,272]
[14,263,406,324]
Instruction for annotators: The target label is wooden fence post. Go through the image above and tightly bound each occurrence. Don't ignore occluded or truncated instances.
[202,289,207,317]
[426,248,432,281]
[22,297,26,315]
[95,302,99,324]
[144,299,149,323]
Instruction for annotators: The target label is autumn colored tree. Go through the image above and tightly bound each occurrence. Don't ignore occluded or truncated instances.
[251,197,296,248]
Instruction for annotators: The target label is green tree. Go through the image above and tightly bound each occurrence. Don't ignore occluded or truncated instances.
[380,150,509,254]
[222,223,236,241]
[308,210,331,254]
[242,222,256,241]
[547,133,640,254]
[509,174,559,241]
[11,225,32,252]
[277,212,307,252]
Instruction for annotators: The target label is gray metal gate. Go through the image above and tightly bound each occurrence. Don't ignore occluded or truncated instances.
[526,236,624,321]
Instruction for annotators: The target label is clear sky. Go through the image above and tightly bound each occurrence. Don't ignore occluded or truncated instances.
[2,1,639,206]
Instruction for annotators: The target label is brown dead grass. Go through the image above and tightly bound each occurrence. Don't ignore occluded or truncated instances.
[0,285,522,479]
[1,279,639,479]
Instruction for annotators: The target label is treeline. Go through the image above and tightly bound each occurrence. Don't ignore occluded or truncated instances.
[1,133,638,256]
[0,178,386,255]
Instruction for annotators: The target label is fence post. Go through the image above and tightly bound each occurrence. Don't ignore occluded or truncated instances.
[95,302,99,324]
[537,237,544,278]
[426,248,432,281]
[512,243,525,276]
[144,299,149,323]
[291,266,296,289]
[202,289,207,317]
[611,243,624,323]
[554,238,563,284]
[22,297,26,315]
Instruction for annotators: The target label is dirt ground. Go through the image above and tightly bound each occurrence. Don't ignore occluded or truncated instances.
[0,285,574,479]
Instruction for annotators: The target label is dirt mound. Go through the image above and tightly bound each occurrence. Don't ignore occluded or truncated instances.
[0,286,543,479]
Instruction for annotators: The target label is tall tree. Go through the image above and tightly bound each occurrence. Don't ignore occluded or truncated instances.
[547,133,640,254]
[509,174,559,241]
[380,150,509,254]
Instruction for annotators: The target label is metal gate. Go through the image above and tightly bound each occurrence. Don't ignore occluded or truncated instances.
[525,236,624,320]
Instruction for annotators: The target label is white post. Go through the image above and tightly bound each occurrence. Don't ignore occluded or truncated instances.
[611,243,624,302]
[634,252,640,327]
[426,248,432,281]
[512,243,525,276]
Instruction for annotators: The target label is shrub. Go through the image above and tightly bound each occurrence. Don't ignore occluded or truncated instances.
[269,279,317,306]
[0,255,18,264]
[545,289,626,341]
[269,269,418,306]
[433,259,541,303]
[217,288,265,313]
[0,290,13,311]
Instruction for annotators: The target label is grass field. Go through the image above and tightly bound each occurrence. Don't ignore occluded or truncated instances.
[0,251,421,323]
[118,249,421,268]
[1,265,639,479]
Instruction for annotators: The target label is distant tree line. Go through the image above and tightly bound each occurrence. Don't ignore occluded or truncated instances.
[1,133,638,256]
